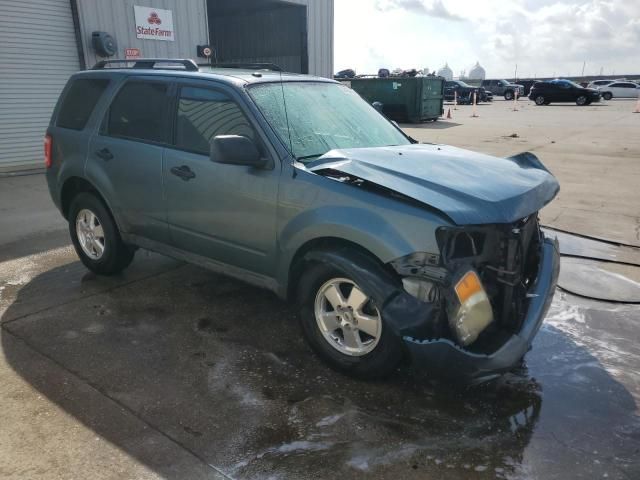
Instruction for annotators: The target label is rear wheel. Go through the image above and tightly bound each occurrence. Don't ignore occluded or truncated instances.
[504,90,514,101]
[602,92,612,100]
[576,95,588,106]
[534,95,546,106]
[297,261,403,378]
[69,193,134,275]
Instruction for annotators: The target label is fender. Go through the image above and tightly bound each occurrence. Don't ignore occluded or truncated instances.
[276,204,436,295]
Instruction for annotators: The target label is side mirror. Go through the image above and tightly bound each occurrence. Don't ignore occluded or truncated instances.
[372,101,384,112]
[210,135,265,167]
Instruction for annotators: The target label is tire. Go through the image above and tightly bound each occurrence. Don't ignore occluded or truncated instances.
[602,92,612,100]
[297,261,404,378]
[576,95,588,106]
[504,90,514,101]
[69,192,134,275]
[534,95,546,106]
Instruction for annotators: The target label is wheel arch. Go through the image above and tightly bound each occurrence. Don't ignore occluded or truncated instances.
[60,177,123,232]
[284,237,398,301]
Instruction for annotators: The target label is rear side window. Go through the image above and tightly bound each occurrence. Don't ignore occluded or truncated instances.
[175,86,255,155]
[57,78,109,130]
[107,81,169,143]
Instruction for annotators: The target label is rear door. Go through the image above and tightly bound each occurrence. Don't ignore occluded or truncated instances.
[87,77,172,243]
[163,81,280,276]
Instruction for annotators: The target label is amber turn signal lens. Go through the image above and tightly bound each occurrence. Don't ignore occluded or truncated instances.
[454,271,483,304]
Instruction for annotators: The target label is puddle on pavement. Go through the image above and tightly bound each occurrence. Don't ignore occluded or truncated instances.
[1,233,639,479]
[558,257,640,303]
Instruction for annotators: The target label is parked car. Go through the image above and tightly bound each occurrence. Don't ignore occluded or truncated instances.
[597,81,640,100]
[45,59,560,383]
[528,79,601,106]
[480,79,525,100]
[334,68,356,79]
[444,80,484,103]
[586,79,616,89]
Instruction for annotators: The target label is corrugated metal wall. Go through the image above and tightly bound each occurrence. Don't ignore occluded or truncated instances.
[76,0,209,68]
[207,0,333,78]
[286,0,333,78]
[0,0,81,171]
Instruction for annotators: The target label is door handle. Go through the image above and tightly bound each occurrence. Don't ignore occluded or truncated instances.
[170,165,196,181]
[95,148,113,161]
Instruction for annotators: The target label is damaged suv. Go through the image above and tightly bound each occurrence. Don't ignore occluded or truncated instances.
[46,59,560,383]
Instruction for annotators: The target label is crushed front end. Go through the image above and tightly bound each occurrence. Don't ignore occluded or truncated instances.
[390,216,560,383]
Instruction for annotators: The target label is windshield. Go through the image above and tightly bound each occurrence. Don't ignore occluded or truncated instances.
[248,82,410,160]
[457,81,473,87]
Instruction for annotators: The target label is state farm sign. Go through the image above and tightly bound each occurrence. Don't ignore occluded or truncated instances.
[133,6,174,41]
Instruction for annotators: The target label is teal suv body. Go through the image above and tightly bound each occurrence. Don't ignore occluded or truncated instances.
[45,60,560,383]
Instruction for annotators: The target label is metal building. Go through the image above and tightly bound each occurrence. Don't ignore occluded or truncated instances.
[0,0,334,172]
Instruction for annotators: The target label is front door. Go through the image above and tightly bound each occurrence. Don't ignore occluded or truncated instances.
[163,83,280,277]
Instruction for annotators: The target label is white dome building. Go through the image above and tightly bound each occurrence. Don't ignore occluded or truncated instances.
[437,63,453,81]
[468,62,486,80]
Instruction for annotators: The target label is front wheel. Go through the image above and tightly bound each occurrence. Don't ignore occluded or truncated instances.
[602,92,612,100]
[576,95,588,106]
[297,262,403,378]
[504,90,514,101]
[534,95,546,105]
[69,193,135,275]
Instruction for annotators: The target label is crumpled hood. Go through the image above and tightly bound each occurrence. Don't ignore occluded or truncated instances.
[307,144,560,225]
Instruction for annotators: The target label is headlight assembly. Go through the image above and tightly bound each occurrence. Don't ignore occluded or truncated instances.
[448,270,494,346]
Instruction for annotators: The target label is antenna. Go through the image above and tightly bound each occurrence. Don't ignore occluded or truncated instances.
[279,70,294,158]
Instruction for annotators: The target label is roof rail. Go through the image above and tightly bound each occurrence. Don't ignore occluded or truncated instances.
[197,62,282,72]
[92,58,199,72]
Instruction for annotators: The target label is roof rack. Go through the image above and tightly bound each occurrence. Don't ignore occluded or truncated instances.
[197,62,282,72]
[92,58,199,72]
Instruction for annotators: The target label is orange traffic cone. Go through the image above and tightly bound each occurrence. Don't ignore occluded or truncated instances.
[446,108,452,119]
[634,95,640,113]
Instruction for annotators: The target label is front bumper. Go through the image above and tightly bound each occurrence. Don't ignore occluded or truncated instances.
[403,237,560,383]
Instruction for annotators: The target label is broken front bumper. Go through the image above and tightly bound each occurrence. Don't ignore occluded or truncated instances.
[403,237,560,383]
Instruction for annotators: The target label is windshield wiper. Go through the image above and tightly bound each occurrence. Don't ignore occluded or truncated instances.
[296,153,325,161]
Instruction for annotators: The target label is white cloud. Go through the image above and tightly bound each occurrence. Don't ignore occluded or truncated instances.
[335,0,640,78]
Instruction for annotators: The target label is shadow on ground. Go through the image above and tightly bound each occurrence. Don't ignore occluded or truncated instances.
[2,255,639,479]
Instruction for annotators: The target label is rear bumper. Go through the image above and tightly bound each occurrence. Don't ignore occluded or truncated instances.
[403,237,560,383]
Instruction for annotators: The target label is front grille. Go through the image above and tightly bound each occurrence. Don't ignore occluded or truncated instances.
[480,216,541,332]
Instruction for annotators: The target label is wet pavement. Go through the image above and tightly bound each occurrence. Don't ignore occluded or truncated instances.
[1,231,639,479]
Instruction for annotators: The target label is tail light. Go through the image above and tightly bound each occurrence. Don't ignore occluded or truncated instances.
[44,134,52,168]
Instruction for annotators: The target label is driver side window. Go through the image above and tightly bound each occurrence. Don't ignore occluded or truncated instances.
[175,86,255,156]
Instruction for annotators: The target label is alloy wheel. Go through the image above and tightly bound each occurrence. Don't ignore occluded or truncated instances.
[313,277,382,356]
[76,208,105,260]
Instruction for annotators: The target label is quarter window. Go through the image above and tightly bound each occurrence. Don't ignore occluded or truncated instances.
[107,81,169,143]
[175,86,255,155]
[57,78,110,130]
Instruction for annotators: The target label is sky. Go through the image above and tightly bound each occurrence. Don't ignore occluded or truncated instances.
[334,0,640,79]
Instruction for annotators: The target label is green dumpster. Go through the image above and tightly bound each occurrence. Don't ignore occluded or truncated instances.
[349,76,445,123]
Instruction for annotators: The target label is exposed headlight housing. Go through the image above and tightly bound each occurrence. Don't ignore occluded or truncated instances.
[448,270,494,346]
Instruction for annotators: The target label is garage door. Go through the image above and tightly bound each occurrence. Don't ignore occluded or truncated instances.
[0,0,81,172]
